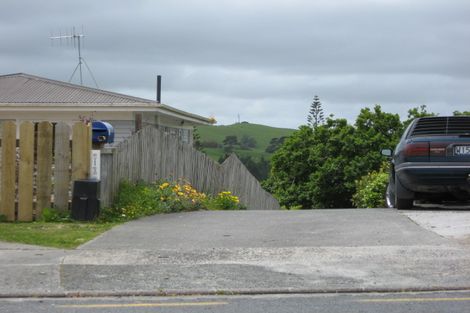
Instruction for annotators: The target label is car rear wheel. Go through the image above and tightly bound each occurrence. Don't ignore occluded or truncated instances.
[394,175,414,210]
[395,196,414,210]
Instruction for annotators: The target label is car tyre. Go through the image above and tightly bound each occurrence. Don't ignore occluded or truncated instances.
[395,197,413,210]
[394,174,414,210]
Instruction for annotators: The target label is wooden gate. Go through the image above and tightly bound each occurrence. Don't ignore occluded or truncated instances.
[0,121,91,221]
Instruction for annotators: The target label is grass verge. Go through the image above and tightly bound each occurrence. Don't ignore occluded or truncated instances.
[0,222,117,249]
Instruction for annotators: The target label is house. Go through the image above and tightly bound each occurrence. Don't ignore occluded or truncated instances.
[0,73,213,144]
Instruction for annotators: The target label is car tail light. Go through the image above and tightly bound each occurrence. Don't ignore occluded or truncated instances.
[404,142,429,157]
[429,142,448,156]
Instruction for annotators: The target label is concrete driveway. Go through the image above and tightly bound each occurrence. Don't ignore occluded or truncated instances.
[1,209,470,296]
[80,209,449,250]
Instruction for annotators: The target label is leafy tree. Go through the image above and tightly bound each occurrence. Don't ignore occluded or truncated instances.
[240,135,257,149]
[307,95,325,128]
[404,105,436,128]
[453,110,470,116]
[223,145,234,154]
[239,155,270,181]
[266,105,403,209]
[264,126,317,208]
[265,137,287,153]
[223,135,239,147]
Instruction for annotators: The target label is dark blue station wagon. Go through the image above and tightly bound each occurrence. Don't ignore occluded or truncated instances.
[382,116,470,210]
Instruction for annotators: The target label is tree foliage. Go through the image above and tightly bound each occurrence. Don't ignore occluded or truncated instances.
[453,110,470,116]
[352,163,389,208]
[223,135,239,147]
[265,105,403,209]
[193,127,203,151]
[307,95,325,128]
[265,137,287,153]
[240,135,257,149]
[404,105,436,128]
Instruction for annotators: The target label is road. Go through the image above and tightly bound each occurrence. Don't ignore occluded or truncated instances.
[2,210,470,295]
[2,291,470,313]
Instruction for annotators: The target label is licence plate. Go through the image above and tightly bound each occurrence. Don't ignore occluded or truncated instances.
[454,146,470,155]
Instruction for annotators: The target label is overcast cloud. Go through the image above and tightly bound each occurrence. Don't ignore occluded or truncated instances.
[1,0,469,127]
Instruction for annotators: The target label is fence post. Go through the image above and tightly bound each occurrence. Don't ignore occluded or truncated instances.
[100,148,115,208]
[0,121,16,221]
[18,122,34,221]
[36,122,53,218]
[72,122,91,180]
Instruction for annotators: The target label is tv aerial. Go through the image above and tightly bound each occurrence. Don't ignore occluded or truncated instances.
[49,26,99,88]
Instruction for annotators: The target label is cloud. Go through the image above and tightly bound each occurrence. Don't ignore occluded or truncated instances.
[1,0,469,127]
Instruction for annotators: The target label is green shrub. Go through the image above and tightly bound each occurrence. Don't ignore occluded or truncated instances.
[103,180,244,222]
[352,164,389,208]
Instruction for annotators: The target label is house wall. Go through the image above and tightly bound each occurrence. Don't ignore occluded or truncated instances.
[0,110,194,145]
[0,111,136,143]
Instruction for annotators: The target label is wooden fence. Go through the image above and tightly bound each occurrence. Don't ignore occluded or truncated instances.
[101,126,280,210]
[0,121,91,221]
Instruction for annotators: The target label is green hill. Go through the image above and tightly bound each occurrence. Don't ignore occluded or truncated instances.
[196,122,295,162]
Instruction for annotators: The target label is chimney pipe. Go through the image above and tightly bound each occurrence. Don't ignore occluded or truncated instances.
[156,75,161,103]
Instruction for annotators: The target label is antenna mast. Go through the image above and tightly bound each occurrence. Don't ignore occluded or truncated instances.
[49,27,99,88]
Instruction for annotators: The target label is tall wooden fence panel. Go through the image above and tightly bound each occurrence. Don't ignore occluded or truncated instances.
[101,126,280,210]
[0,121,91,221]
[221,154,280,210]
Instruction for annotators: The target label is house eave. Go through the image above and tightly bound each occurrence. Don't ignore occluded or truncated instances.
[0,102,213,125]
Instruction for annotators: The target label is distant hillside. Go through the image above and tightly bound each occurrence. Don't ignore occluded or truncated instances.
[196,122,296,162]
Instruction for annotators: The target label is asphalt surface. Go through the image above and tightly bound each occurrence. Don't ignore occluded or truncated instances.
[1,209,470,297]
[79,209,449,249]
[2,291,470,313]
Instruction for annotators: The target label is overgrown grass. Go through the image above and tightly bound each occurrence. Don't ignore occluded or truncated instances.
[0,222,116,249]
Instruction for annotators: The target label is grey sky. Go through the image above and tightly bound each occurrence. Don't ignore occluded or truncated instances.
[1,0,469,127]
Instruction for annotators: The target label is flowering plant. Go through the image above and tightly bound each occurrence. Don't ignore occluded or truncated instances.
[106,179,244,222]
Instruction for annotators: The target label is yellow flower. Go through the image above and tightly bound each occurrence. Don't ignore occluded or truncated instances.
[177,192,184,196]
[159,182,170,190]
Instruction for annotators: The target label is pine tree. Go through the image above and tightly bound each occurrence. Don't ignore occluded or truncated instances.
[307,95,325,128]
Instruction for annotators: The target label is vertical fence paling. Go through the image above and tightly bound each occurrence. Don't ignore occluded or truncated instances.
[18,122,34,221]
[36,122,53,216]
[0,121,91,221]
[100,126,280,210]
[0,121,16,220]
[54,123,71,212]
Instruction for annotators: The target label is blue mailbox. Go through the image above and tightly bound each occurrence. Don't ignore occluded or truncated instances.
[92,121,115,144]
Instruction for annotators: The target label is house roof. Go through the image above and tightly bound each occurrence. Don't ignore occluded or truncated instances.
[0,73,212,124]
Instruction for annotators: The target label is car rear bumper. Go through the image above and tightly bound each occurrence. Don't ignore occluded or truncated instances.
[395,162,470,193]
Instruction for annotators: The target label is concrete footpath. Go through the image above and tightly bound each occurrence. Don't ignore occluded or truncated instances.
[1,209,470,297]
